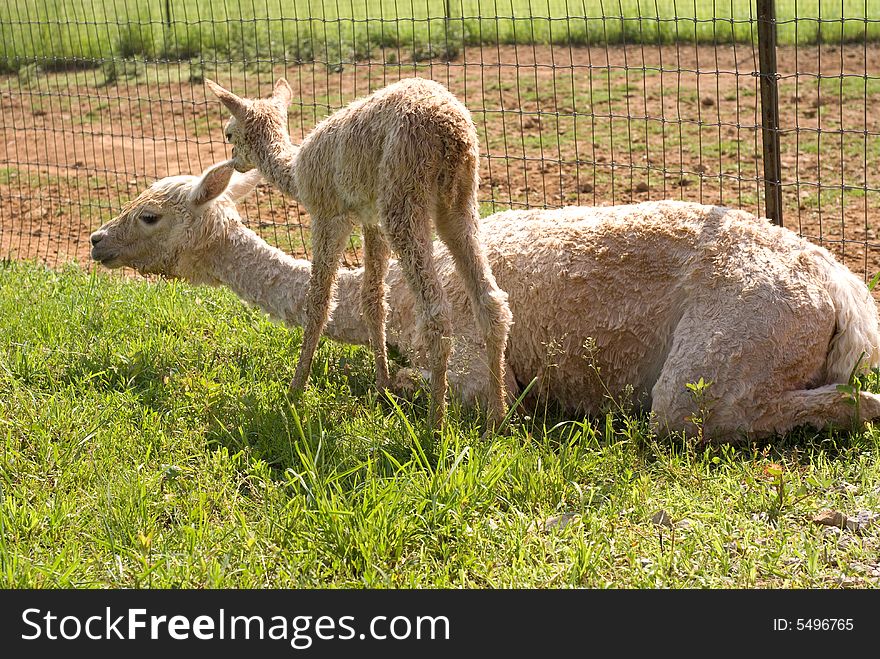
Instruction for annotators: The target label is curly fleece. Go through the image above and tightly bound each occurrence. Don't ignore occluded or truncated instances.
[205,76,513,428]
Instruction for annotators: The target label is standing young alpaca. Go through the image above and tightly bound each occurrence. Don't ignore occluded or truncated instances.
[204,77,513,428]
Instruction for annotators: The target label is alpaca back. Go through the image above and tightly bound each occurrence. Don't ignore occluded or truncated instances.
[481,203,712,409]
[293,78,478,219]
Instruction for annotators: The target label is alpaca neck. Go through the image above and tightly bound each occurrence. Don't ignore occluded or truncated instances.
[198,218,370,346]
[253,119,300,198]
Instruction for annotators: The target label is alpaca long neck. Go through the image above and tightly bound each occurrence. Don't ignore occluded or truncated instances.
[254,120,300,198]
[202,220,370,346]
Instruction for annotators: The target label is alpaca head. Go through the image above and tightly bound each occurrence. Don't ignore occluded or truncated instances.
[90,160,261,277]
[205,78,293,173]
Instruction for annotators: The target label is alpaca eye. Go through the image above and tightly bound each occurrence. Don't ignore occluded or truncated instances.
[140,213,160,225]
[225,132,233,143]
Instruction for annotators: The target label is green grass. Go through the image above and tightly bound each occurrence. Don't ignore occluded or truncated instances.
[1,0,879,74]
[3,260,880,587]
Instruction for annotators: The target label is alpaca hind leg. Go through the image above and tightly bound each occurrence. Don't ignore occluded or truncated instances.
[361,225,392,390]
[290,216,353,394]
[652,379,880,443]
[446,333,519,412]
[748,386,880,437]
[651,298,840,443]
[381,202,452,430]
[435,200,513,427]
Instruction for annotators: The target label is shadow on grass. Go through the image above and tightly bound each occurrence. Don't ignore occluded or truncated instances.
[55,335,880,487]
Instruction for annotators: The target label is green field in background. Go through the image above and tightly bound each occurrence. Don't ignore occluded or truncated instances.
[2,0,878,73]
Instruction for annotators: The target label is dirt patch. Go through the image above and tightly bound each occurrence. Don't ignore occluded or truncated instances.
[1,42,879,282]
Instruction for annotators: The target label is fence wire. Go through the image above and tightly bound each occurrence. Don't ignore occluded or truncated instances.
[0,1,878,280]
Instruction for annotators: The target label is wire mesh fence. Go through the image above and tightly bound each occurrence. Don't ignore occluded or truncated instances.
[0,1,878,280]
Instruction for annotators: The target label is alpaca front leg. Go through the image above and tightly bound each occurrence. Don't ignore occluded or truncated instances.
[361,225,392,391]
[290,216,353,394]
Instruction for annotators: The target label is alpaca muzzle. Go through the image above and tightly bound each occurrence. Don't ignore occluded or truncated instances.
[89,230,118,266]
[230,151,252,174]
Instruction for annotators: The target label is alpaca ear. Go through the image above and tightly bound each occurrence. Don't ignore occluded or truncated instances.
[272,78,293,108]
[189,160,235,206]
[206,78,250,121]
[226,169,262,202]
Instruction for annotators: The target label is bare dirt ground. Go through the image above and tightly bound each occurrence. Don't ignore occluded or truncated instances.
[2,42,879,283]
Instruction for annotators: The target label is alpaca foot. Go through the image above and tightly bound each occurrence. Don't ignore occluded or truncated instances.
[375,371,394,396]
[389,367,426,398]
[431,398,447,433]
[481,419,503,440]
[287,374,308,403]
[480,404,511,440]
[289,360,312,392]
[488,398,508,430]
[375,368,427,417]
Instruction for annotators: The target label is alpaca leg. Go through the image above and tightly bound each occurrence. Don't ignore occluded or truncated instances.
[361,225,392,390]
[655,381,880,442]
[446,333,519,411]
[381,204,452,430]
[651,298,840,443]
[290,216,353,394]
[390,338,519,412]
[435,201,513,427]
[748,386,880,437]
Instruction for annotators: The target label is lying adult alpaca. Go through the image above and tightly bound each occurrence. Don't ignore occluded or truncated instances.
[205,76,512,430]
[90,161,880,443]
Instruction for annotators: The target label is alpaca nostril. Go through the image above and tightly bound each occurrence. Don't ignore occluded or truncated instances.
[90,232,103,247]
